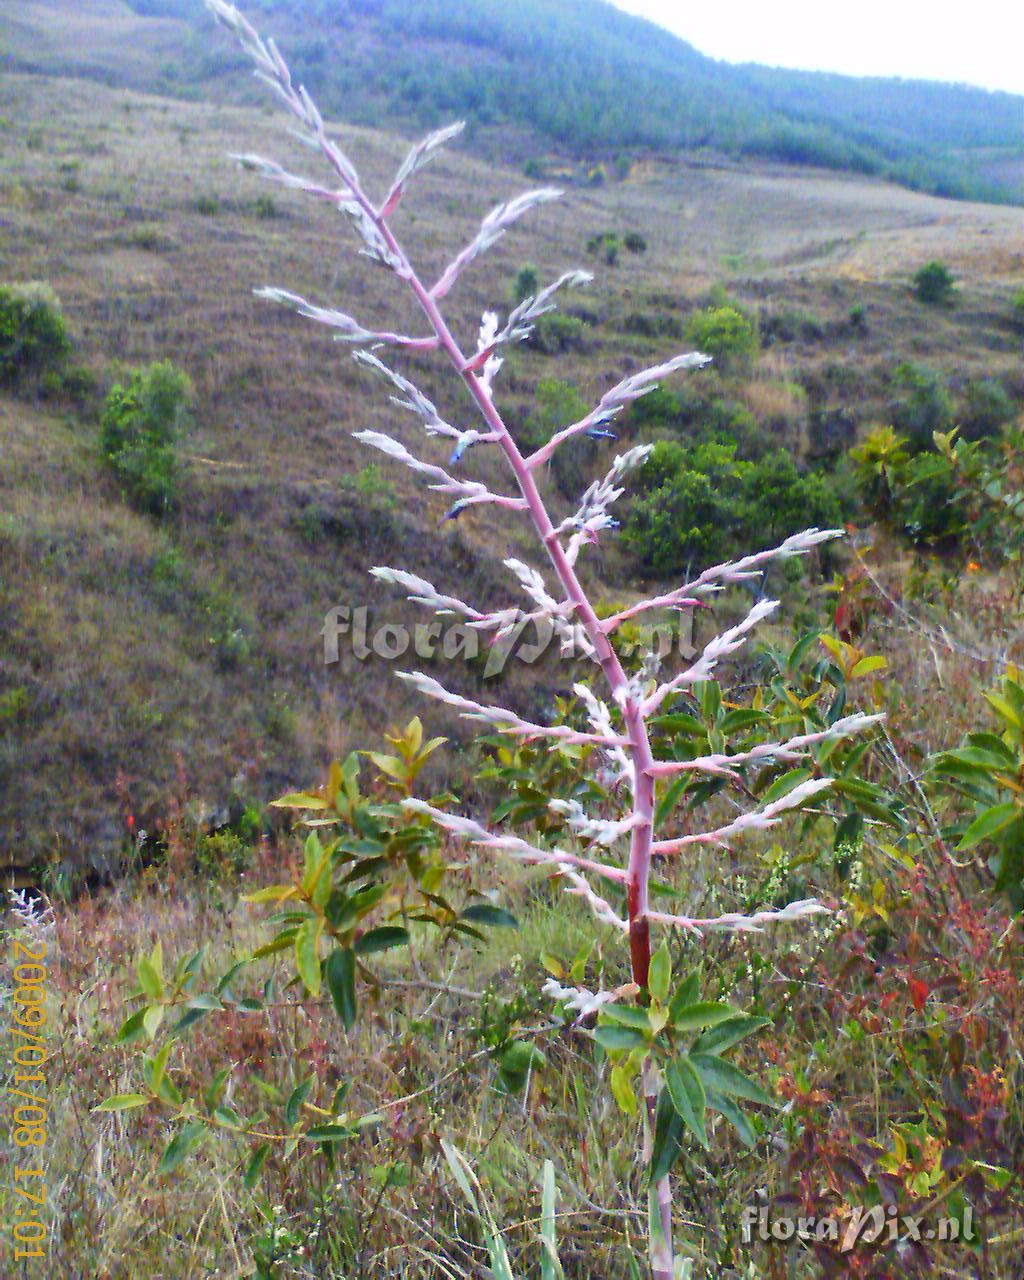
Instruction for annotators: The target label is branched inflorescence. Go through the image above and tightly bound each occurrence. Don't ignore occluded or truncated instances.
[204,4,882,1271]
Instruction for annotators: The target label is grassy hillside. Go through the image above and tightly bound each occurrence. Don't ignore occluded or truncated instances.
[3,0,1023,205]
[0,59,1022,881]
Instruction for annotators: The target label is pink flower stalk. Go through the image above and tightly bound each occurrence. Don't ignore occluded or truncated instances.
[204,4,881,1272]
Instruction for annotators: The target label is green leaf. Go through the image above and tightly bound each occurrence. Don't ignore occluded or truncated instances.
[648,942,671,1003]
[499,1040,545,1080]
[326,948,357,1030]
[169,1006,211,1039]
[143,1003,164,1040]
[460,904,519,929]
[668,971,701,1022]
[149,1042,172,1097]
[353,926,410,955]
[654,774,690,828]
[285,1077,313,1128]
[204,1067,231,1113]
[610,1063,638,1115]
[137,957,164,1001]
[649,1088,685,1183]
[670,1001,739,1033]
[851,655,887,679]
[694,1015,769,1056]
[956,802,1019,851]
[115,1007,149,1045]
[242,883,296,905]
[93,1093,151,1112]
[294,918,323,997]
[593,1025,648,1054]
[600,1004,653,1033]
[271,792,329,810]
[244,1142,271,1189]
[157,1121,207,1176]
[691,1054,773,1107]
[666,1058,708,1150]
[305,1123,358,1143]
[706,1088,757,1148]
[540,1158,561,1280]
[761,767,813,805]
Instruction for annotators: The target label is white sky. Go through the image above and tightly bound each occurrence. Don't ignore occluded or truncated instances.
[608,1,1024,96]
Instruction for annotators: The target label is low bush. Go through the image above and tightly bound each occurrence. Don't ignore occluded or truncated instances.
[510,262,539,304]
[623,310,682,340]
[889,361,953,446]
[623,439,842,575]
[960,377,1016,440]
[585,230,621,265]
[912,259,956,305]
[0,281,72,386]
[683,304,759,371]
[100,360,192,517]
[527,311,587,354]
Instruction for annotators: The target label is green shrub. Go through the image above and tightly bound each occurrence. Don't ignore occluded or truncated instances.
[0,282,72,386]
[585,231,621,265]
[623,439,841,575]
[848,302,867,332]
[623,231,647,254]
[762,307,825,344]
[528,311,587,354]
[510,263,539,304]
[101,360,192,516]
[1012,288,1024,331]
[683,304,758,371]
[253,194,280,220]
[889,362,953,447]
[522,379,591,496]
[960,378,1015,440]
[41,363,99,407]
[623,311,682,340]
[912,260,956,306]
[194,194,220,216]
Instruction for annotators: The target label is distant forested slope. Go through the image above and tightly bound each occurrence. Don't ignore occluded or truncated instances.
[49,0,1024,203]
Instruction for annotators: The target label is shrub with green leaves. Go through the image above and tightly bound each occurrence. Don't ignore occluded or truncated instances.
[683,304,758,371]
[0,281,72,386]
[510,262,539,304]
[101,360,192,516]
[623,440,842,575]
[912,259,956,305]
[960,377,1016,440]
[890,361,953,447]
[934,669,1024,911]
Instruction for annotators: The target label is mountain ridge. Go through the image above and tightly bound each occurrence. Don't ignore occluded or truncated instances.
[3,0,1022,205]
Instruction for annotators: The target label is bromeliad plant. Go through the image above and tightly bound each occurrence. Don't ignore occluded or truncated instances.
[122,4,883,1272]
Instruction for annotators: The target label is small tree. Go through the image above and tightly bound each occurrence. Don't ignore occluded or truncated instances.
[101,360,192,516]
[912,260,956,306]
[890,361,954,447]
[683,304,758,371]
[510,262,539,303]
[0,281,71,386]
